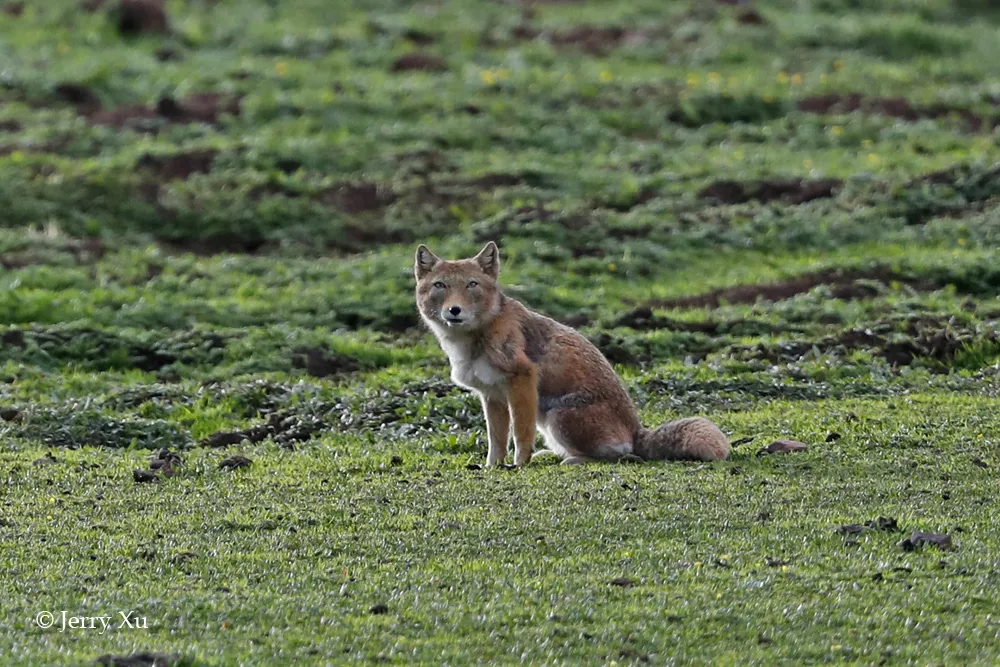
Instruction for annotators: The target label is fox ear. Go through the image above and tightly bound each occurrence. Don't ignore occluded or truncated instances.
[415,245,440,279]
[474,242,500,278]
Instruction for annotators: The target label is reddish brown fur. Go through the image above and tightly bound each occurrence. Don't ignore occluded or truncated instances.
[414,242,730,466]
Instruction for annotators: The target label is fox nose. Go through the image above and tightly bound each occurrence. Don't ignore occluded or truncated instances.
[448,305,462,316]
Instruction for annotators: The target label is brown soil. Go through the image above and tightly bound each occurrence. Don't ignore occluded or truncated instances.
[116,0,170,37]
[95,652,180,667]
[797,93,991,132]
[613,308,791,335]
[0,239,105,270]
[155,93,242,125]
[319,181,397,214]
[219,455,252,470]
[1,331,25,348]
[155,47,181,62]
[391,53,449,72]
[160,234,270,256]
[401,29,436,45]
[81,91,241,129]
[137,150,217,181]
[511,24,653,55]
[200,411,327,449]
[644,267,938,310]
[737,8,768,25]
[736,315,994,368]
[291,347,361,378]
[55,83,103,115]
[698,178,842,205]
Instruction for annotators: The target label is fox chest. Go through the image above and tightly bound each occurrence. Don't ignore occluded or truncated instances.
[441,342,507,397]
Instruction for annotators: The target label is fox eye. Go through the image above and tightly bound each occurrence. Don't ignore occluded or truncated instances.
[467,281,478,288]
[433,281,447,289]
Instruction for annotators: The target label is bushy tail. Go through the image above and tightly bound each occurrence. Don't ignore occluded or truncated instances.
[634,417,730,462]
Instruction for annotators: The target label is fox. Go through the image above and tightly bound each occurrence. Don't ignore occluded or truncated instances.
[414,242,730,467]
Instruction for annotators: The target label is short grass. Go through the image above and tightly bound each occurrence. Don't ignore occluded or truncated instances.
[2,0,1000,664]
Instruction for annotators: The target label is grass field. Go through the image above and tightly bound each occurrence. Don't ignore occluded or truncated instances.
[3,0,1000,664]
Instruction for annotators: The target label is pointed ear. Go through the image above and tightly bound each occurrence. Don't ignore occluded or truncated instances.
[474,242,500,278]
[415,244,440,280]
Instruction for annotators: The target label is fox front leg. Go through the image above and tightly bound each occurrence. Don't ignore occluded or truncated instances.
[482,396,510,467]
[508,371,538,467]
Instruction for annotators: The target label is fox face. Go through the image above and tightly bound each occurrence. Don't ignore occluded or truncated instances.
[414,242,501,333]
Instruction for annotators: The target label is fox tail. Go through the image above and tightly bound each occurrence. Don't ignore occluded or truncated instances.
[633,417,730,462]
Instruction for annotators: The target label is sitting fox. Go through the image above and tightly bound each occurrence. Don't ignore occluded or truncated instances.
[414,242,730,467]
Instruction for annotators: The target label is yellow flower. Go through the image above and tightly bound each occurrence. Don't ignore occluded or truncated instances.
[715,593,723,600]
[608,264,617,272]
[275,61,288,76]
[480,70,497,85]
[687,74,700,88]
[47,515,53,521]
[791,73,803,85]
[777,71,790,84]
[600,70,613,83]
[862,139,874,148]
[831,125,844,136]
[781,565,789,573]
[832,645,842,651]
[694,561,703,568]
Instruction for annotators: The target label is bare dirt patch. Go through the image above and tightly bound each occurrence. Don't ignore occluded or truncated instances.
[797,93,991,132]
[61,88,243,130]
[95,652,180,667]
[391,53,448,72]
[159,234,270,256]
[510,24,655,55]
[643,267,939,310]
[137,150,217,181]
[115,0,170,37]
[613,308,792,336]
[698,178,842,205]
[0,238,105,270]
[200,411,327,449]
[292,347,361,378]
[319,181,397,214]
[734,315,996,368]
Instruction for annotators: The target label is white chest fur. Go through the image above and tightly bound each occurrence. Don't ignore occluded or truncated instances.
[436,333,507,397]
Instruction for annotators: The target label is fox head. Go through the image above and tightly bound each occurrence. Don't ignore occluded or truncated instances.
[414,242,502,333]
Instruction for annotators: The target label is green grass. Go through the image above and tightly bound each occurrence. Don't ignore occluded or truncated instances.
[3,0,1000,664]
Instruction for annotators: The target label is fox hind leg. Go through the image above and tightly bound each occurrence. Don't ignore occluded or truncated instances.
[540,403,639,464]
